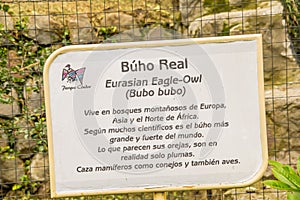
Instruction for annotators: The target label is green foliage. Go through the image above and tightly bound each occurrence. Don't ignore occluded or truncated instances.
[218,22,230,36]
[12,174,39,196]
[203,0,230,14]
[98,26,117,39]
[203,0,258,15]
[0,145,15,160]
[263,157,300,199]
[0,4,51,198]
[281,0,300,64]
[0,4,10,12]
[0,120,19,161]
[62,28,71,45]
[30,113,47,153]
[0,17,51,101]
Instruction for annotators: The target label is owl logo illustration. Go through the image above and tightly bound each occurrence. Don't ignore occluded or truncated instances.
[62,64,86,85]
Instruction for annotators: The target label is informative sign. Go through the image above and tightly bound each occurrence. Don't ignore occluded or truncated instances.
[44,34,268,197]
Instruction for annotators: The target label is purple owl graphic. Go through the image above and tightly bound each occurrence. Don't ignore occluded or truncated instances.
[62,64,86,85]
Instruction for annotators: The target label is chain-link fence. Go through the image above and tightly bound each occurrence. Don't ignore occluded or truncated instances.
[0,0,299,199]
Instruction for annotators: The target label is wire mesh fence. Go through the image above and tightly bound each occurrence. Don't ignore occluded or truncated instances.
[0,0,299,199]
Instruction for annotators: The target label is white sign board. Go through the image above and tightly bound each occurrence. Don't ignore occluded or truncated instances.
[44,34,268,198]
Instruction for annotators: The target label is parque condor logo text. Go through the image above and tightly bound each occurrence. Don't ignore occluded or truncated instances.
[61,64,91,91]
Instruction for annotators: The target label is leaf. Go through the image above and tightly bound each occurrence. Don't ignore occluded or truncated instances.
[284,166,300,189]
[271,167,295,187]
[269,160,285,169]
[283,165,300,180]
[288,193,296,200]
[297,156,300,175]
[284,165,296,174]
[38,145,45,152]
[12,184,22,191]
[269,160,300,190]
[269,160,288,172]
[263,180,299,192]
[288,192,300,200]
[272,167,300,190]
[2,5,9,12]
